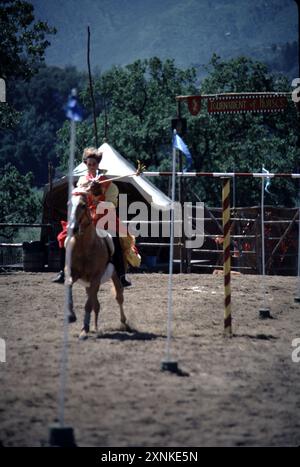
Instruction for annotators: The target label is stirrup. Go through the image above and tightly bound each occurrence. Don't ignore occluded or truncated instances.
[52,271,65,284]
[120,275,132,287]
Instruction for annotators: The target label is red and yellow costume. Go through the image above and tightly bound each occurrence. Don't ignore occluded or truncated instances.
[57,174,141,268]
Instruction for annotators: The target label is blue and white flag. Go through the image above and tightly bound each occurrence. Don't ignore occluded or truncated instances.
[172,133,192,171]
[262,166,271,194]
[65,89,83,122]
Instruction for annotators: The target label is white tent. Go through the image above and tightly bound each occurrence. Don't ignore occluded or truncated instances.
[42,142,172,231]
[73,142,171,208]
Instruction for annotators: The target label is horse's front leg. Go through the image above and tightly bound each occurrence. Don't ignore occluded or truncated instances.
[66,284,77,323]
[111,271,129,331]
[94,305,100,333]
[79,292,92,340]
[79,281,100,339]
[92,281,100,332]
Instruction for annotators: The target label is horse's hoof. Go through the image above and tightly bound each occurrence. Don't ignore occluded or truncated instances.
[79,330,88,340]
[120,322,131,332]
[68,314,77,324]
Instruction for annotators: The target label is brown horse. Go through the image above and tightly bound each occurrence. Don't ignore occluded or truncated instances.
[65,192,128,340]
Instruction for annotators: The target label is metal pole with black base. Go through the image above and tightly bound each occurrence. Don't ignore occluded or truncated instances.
[161,131,188,377]
[258,175,272,320]
[49,92,81,447]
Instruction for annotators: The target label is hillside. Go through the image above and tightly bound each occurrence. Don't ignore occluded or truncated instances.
[31,0,298,75]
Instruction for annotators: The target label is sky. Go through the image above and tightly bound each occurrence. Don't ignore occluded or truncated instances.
[30,0,298,72]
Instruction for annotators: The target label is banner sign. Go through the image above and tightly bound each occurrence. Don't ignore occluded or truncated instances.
[207,94,288,114]
[187,96,201,116]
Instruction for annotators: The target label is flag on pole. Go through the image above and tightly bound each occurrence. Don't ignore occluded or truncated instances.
[262,166,271,194]
[65,89,83,122]
[172,132,192,170]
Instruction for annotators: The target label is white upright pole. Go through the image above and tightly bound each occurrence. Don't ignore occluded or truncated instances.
[259,175,271,318]
[232,174,236,209]
[58,118,76,427]
[162,131,177,372]
[261,178,266,300]
[49,92,79,446]
[295,203,300,302]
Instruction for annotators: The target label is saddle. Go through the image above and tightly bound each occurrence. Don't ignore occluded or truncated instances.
[96,227,115,257]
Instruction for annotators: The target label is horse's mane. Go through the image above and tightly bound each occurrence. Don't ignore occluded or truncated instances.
[75,178,104,196]
[88,180,104,197]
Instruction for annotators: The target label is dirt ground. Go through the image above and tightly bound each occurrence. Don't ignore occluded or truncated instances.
[0,271,300,447]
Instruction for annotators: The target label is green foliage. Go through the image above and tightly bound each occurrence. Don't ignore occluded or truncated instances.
[0,163,42,240]
[56,120,95,172]
[0,0,56,81]
[182,55,299,207]
[1,52,298,209]
[0,0,56,129]
[0,104,20,129]
[57,55,299,208]
[57,57,198,171]
[0,65,88,183]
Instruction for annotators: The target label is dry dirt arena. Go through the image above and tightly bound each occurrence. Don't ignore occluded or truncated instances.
[0,272,300,447]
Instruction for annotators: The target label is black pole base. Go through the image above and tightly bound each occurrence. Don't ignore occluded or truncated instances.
[49,424,76,447]
[161,360,189,377]
[161,360,178,373]
[259,308,272,319]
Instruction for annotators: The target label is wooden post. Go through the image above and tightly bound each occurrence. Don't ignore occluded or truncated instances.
[87,26,98,147]
[222,178,232,336]
[48,162,54,242]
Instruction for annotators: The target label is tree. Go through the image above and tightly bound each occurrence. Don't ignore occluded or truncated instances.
[0,65,88,184]
[0,163,42,240]
[56,57,198,195]
[55,55,298,207]
[0,0,56,129]
[0,0,55,81]
[181,55,299,207]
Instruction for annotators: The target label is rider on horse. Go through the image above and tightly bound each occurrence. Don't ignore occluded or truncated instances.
[53,147,140,286]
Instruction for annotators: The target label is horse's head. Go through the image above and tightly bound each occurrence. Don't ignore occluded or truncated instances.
[69,193,92,235]
[88,180,104,197]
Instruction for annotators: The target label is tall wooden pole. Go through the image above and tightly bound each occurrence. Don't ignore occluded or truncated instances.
[87,26,99,147]
[222,178,232,336]
[48,162,54,240]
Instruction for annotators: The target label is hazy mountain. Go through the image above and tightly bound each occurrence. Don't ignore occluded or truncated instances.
[31,0,297,74]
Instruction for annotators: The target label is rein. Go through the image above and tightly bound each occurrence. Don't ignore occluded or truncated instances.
[72,194,93,236]
[75,160,146,187]
[78,211,92,235]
